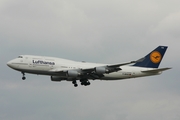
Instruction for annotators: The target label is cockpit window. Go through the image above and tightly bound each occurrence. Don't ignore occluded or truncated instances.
[18,56,23,58]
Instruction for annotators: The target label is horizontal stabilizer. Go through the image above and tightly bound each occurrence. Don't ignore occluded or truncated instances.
[141,68,172,73]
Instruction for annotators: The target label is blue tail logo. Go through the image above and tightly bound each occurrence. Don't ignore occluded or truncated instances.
[133,46,168,68]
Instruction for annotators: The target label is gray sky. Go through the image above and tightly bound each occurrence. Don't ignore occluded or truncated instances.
[0,0,180,120]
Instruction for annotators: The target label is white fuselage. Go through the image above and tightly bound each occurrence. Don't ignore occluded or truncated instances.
[7,55,161,81]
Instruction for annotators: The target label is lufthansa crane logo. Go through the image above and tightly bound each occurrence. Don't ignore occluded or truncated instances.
[150,51,162,63]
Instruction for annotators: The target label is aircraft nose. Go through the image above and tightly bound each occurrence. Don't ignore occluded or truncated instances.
[7,59,19,69]
[7,60,13,67]
[7,60,14,68]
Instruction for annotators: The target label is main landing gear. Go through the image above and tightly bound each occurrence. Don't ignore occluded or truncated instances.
[72,79,91,87]
[21,72,26,80]
[72,80,78,87]
[80,79,91,86]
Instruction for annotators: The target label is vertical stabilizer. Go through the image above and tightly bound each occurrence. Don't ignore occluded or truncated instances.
[133,46,168,68]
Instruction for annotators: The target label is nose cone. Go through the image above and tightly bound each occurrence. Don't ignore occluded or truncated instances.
[7,59,19,69]
[7,60,12,67]
[7,60,16,69]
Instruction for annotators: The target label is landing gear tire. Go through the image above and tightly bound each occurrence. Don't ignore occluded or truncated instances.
[72,81,76,84]
[22,77,26,80]
[72,80,78,87]
[80,79,91,86]
[87,82,90,85]
[84,82,90,86]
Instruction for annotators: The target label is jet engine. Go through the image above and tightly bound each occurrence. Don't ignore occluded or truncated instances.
[51,76,63,81]
[66,70,81,77]
[95,67,109,74]
[95,66,121,74]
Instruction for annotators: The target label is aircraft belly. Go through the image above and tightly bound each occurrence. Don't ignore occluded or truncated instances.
[14,68,62,76]
[101,72,132,80]
[101,70,159,80]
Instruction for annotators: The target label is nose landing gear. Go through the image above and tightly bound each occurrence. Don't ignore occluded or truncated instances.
[21,72,26,80]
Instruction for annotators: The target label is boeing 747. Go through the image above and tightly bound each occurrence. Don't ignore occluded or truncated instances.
[7,46,171,87]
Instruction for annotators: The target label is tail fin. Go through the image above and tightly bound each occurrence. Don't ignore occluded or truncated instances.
[133,46,168,68]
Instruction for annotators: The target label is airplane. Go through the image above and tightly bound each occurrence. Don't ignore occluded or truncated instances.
[7,46,171,87]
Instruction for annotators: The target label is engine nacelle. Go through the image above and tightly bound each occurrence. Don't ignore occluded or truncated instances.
[95,67,122,74]
[95,67,109,74]
[67,70,81,77]
[51,76,62,82]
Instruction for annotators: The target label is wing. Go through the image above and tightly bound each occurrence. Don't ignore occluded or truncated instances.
[82,61,136,72]
[83,61,136,79]
[50,61,136,79]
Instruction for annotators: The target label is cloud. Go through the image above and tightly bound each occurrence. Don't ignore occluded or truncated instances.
[0,0,180,120]
[126,92,180,120]
[150,12,180,39]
